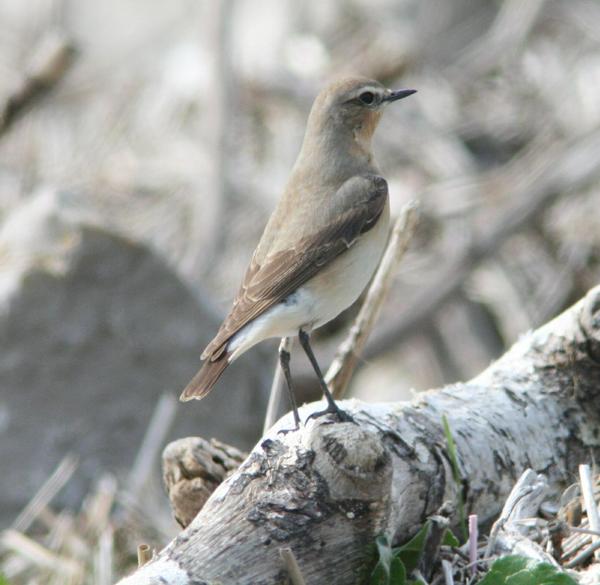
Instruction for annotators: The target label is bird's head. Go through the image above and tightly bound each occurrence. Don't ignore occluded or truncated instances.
[306,77,416,153]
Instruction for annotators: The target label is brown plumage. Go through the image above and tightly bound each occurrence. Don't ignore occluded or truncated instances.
[180,175,387,401]
[181,356,229,400]
[180,77,416,407]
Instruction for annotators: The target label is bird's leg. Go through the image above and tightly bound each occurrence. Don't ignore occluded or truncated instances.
[298,329,354,423]
[278,340,301,433]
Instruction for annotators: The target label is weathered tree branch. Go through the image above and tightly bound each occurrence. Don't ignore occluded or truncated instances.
[117,285,600,585]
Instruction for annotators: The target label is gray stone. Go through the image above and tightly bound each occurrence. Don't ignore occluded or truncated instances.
[0,211,271,525]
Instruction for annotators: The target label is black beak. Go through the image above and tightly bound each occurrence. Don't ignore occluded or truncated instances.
[383,89,417,103]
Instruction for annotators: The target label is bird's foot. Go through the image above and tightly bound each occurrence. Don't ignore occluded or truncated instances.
[277,423,300,436]
[276,411,301,435]
[305,403,355,425]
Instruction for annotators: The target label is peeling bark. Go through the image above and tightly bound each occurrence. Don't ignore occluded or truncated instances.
[117,286,600,585]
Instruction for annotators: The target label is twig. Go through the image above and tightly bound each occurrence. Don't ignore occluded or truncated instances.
[441,559,455,585]
[0,31,75,136]
[564,538,600,569]
[468,515,478,576]
[325,201,419,398]
[485,469,546,557]
[127,393,177,497]
[95,526,114,585]
[279,547,307,585]
[84,474,118,535]
[137,544,152,568]
[421,515,450,581]
[1,529,83,579]
[46,511,75,554]
[578,464,600,560]
[562,516,590,548]
[569,526,600,537]
[12,454,78,533]
[263,337,293,433]
[561,528,592,560]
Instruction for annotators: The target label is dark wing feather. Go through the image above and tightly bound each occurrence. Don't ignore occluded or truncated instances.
[203,174,388,360]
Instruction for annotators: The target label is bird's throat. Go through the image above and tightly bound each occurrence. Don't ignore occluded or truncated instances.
[350,110,380,161]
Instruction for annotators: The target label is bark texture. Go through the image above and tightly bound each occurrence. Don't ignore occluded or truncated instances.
[117,286,600,585]
[162,437,246,528]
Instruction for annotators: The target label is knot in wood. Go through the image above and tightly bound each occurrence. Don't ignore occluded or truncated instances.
[162,437,246,527]
[308,423,391,500]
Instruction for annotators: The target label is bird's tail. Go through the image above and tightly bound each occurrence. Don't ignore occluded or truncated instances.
[179,353,230,402]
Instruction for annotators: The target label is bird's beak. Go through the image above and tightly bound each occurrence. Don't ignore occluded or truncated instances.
[383,89,417,103]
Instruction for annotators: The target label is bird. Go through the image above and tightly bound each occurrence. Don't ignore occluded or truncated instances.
[180,76,416,428]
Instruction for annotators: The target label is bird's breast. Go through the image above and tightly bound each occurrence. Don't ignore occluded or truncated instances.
[300,197,390,329]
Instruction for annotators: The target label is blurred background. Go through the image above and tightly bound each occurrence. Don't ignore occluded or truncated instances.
[2,0,600,582]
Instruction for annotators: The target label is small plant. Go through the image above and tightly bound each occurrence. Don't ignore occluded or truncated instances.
[478,555,578,585]
[369,521,459,585]
[442,414,467,542]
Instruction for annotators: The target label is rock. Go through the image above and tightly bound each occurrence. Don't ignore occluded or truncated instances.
[0,192,271,524]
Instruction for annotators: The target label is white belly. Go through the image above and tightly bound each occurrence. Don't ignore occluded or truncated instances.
[228,201,389,361]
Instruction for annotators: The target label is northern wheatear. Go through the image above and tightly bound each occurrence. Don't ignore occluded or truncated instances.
[181,77,416,428]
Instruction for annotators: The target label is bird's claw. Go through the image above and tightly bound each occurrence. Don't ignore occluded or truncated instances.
[305,404,356,425]
[277,414,301,435]
[277,424,300,435]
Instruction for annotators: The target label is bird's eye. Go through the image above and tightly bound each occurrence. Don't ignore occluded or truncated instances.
[359,91,375,105]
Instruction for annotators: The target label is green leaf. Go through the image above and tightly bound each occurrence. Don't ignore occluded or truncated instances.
[478,555,578,585]
[369,522,441,585]
[376,535,393,568]
[370,563,387,585]
[441,528,460,547]
[442,414,467,542]
[373,535,393,579]
[370,535,405,585]
[392,521,430,574]
[369,534,408,585]
[388,557,406,585]
[369,555,406,585]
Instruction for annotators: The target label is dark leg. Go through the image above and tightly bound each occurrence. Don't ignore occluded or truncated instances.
[279,342,301,432]
[298,329,354,423]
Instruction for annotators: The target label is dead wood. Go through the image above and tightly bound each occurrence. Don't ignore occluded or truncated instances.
[118,285,600,584]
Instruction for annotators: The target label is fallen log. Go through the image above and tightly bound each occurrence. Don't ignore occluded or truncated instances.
[117,285,600,584]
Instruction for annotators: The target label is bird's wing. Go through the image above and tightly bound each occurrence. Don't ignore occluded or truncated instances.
[203,174,388,360]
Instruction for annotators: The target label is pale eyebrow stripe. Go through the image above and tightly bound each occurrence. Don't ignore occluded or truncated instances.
[358,85,381,94]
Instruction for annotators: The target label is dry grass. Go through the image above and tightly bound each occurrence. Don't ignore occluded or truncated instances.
[0,396,179,584]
